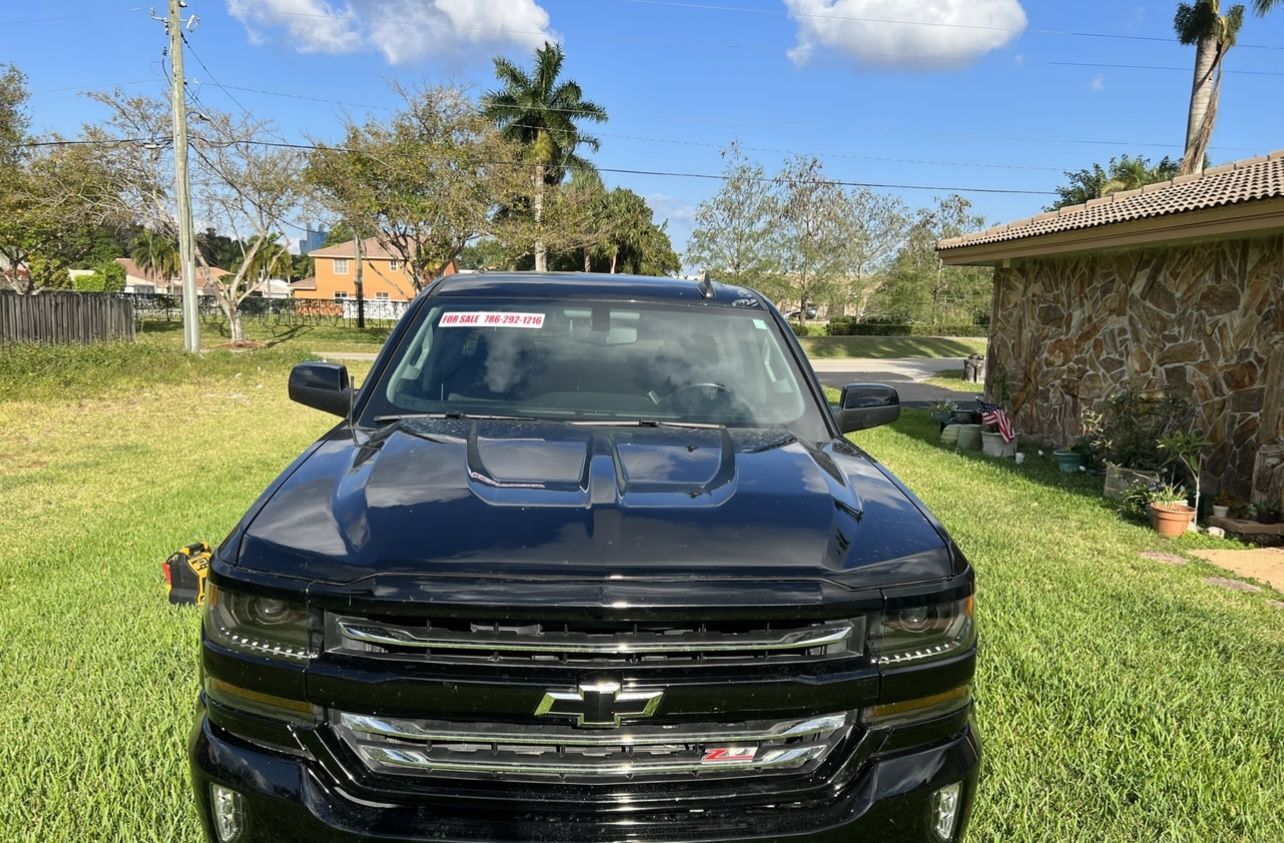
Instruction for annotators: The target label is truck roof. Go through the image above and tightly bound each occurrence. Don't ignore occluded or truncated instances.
[431,272,765,307]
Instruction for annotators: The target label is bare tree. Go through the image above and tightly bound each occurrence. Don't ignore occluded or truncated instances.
[190,111,306,343]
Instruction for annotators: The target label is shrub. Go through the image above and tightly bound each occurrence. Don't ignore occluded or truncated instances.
[72,261,126,293]
[826,319,985,337]
[1097,390,1191,470]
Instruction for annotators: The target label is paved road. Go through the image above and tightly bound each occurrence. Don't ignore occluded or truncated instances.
[808,357,980,408]
[311,351,981,409]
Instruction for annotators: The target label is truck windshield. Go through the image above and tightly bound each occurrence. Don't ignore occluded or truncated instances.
[361,299,829,439]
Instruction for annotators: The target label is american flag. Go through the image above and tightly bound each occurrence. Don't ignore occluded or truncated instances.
[977,400,1015,443]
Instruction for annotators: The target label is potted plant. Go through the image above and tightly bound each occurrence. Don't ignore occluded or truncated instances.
[1053,447,1087,473]
[1260,503,1282,526]
[1149,482,1194,537]
[1053,409,1102,473]
[930,400,957,426]
[1158,429,1211,525]
[1211,491,1233,520]
[1098,391,1190,500]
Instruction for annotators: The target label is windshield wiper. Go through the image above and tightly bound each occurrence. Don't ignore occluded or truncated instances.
[569,419,727,430]
[373,412,551,424]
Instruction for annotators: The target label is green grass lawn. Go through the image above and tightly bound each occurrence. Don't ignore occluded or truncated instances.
[0,348,1279,841]
[137,318,393,354]
[800,335,987,359]
[921,368,986,395]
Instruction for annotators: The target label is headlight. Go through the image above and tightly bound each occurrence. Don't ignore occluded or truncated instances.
[204,584,315,661]
[872,595,974,666]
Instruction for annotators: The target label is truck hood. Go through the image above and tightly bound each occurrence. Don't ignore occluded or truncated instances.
[234,419,951,586]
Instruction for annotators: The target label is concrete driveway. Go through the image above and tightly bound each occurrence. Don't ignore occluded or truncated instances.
[808,357,979,408]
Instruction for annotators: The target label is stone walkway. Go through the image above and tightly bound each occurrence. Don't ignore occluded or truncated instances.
[1191,547,1284,592]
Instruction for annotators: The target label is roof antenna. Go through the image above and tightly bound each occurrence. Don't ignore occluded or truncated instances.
[697,271,714,300]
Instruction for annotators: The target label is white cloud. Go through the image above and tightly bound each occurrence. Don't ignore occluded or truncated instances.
[226,0,556,64]
[782,0,1027,70]
[1090,74,1105,91]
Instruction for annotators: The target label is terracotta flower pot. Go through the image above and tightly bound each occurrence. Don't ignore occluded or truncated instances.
[1150,502,1195,537]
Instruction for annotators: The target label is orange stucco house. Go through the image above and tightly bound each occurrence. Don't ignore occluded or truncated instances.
[293,238,456,302]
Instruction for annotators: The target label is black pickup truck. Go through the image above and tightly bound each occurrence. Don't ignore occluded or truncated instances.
[190,273,980,842]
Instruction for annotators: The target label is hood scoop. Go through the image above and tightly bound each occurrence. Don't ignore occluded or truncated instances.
[461,423,737,508]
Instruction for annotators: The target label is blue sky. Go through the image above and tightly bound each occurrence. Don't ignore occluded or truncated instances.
[10,0,1284,258]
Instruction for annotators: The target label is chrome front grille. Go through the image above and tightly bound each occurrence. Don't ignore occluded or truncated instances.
[327,614,864,666]
[333,711,853,783]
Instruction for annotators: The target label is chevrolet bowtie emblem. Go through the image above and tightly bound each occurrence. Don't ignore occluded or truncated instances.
[534,680,664,728]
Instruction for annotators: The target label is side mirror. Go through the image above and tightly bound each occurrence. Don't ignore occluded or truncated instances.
[289,362,352,418]
[836,383,900,433]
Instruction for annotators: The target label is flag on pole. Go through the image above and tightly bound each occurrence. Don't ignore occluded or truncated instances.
[977,400,1015,443]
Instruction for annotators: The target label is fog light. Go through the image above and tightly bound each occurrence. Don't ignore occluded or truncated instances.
[210,784,244,842]
[930,782,962,840]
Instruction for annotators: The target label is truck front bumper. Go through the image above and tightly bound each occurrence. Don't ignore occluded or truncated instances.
[190,706,981,843]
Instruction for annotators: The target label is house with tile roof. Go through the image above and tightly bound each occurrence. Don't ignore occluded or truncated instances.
[113,258,231,296]
[301,237,457,304]
[938,150,1284,505]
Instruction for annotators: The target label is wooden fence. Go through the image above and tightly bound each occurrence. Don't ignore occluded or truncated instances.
[0,291,136,344]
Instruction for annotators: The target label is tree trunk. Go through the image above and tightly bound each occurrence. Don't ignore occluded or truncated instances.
[1182,34,1219,175]
[584,249,591,273]
[533,162,547,273]
[228,308,244,344]
[610,249,618,275]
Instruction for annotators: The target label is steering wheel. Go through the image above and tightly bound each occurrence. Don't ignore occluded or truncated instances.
[662,383,751,421]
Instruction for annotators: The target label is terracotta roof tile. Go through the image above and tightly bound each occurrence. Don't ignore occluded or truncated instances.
[938,150,1284,252]
[307,237,401,260]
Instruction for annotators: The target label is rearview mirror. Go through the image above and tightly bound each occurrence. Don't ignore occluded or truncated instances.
[289,362,352,418]
[836,383,900,433]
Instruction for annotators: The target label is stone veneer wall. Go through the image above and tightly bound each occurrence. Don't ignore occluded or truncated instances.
[987,233,1284,498]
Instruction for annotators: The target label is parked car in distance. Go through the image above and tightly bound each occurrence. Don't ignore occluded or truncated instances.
[786,305,819,320]
[191,272,979,842]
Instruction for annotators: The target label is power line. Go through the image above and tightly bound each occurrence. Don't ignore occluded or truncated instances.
[1045,60,1284,77]
[181,34,254,116]
[614,0,1284,50]
[17,134,1058,195]
[0,9,141,26]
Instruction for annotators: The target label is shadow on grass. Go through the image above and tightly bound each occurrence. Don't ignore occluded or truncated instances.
[892,407,1117,509]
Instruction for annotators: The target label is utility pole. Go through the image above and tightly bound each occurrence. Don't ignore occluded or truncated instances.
[166,0,200,352]
[353,232,365,329]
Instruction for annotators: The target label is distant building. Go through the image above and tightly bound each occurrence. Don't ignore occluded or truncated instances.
[298,226,328,255]
[113,258,230,296]
[299,238,456,303]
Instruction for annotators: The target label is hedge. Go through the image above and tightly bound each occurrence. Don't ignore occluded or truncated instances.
[826,319,986,337]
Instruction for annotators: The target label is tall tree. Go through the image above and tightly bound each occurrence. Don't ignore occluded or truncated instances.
[687,143,779,289]
[770,156,855,322]
[481,42,607,272]
[1049,155,1181,209]
[881,196,991,325]
[844,188,909,321]
[1174,1,1244,174]
[308,85,526,295]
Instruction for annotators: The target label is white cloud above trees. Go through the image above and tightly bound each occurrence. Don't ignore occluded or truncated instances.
[782,0,1027,69]
[226,0,556,64]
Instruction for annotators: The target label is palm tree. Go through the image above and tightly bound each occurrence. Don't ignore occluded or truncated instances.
[481,42,607,272]
[1174,1,1246,174]
[130,230,179,284]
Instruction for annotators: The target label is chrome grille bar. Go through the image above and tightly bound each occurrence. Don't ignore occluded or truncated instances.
[333,710,852,782]
[339,712,848,747]
[335,618,853,655]
[356,744,829,777]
